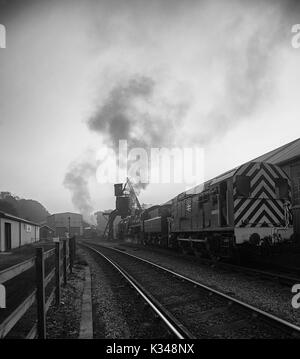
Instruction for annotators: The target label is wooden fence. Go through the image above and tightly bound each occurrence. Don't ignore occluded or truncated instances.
[0,237,76,339]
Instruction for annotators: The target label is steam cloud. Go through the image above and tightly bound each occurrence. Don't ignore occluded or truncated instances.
[63,0,299,217]
[63,74,187,219]
[195,16,290,144]
[87,75,188,192]
[88,76,188,148]
[64,161,97,224]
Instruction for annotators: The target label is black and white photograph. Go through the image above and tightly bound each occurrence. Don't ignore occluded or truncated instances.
[0,0,300,346]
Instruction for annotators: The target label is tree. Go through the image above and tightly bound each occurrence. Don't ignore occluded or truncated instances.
[0,200,19,216]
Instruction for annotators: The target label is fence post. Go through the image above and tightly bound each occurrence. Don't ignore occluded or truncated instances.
[36,247,46,339]
[73,236,76,258]
[69,238,73,274]
[66,238,70,272]
[55,241,61,306]
[69,237,76,274]
[63,239,67,286]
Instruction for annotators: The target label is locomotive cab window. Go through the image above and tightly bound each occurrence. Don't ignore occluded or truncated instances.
[275,178,288,199]
[236,175,251,197]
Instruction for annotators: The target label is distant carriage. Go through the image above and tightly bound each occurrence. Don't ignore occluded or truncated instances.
[143,205,170,246]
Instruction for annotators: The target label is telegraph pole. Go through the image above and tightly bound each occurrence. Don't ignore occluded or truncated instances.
[68,216,71,236]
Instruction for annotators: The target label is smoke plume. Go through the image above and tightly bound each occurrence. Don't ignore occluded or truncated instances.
[63,0,300,215]
[88,76,187,148]
[87,75,188,192]
[63,160,97,224]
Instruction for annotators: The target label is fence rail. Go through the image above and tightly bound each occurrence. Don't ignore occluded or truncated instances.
[0,236,76,339]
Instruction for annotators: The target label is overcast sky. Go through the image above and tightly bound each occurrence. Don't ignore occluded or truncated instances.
[0,0,300,221]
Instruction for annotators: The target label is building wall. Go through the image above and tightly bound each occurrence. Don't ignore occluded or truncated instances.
[0,218,19,251]
[40,226,54,241]
[20,222,39,246]
[0,218,40,252]
[47,212,83,237]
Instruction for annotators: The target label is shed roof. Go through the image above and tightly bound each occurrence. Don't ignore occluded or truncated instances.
[40,224,55,231]
[252,138,300,165]
[48,212,82,217]
[162,138,300,205]
[179,164,240,198]
[0,211,40,226]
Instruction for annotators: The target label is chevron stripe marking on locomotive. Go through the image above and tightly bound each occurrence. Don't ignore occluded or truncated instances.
[251,177,275,198]
[238,210,276,228]
[262,162,280,180]
[234,197,283,225]
[234,196,284,221]
[235,199,284,226]
[234,198,257,219]
[262,163,287,186]
[246,202,283,224]
[234,183,282,215]
[251,185,275,199]
[266,162,287,179]
[233,162,259,196]
[233,161,292,227]
[233,164,274,198]
[260,163,291,201]
[254,207,283,226]
[250,177,274,198]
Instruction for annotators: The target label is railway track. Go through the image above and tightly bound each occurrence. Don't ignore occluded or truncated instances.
[207,260,300,287]
[81,243,195,339]
[81,242,300,339]
[184,253,300,287]
[119,242,300,287]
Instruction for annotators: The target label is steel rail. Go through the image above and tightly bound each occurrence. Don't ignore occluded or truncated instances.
[82,244,195,339]
[212,261,300,286]
[86,242,300,337]
[127,242,300,286]
[179,254,300,287]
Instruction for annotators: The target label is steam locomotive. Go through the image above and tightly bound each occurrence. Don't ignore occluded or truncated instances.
[117,161,294,261]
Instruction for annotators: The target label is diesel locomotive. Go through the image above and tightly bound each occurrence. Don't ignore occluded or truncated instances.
[117,161,294,260]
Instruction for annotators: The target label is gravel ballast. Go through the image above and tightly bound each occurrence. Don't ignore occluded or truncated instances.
[79,246,174,339]
[88,241,300,327]
[90,244,289,339]
[46,262,85,339]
